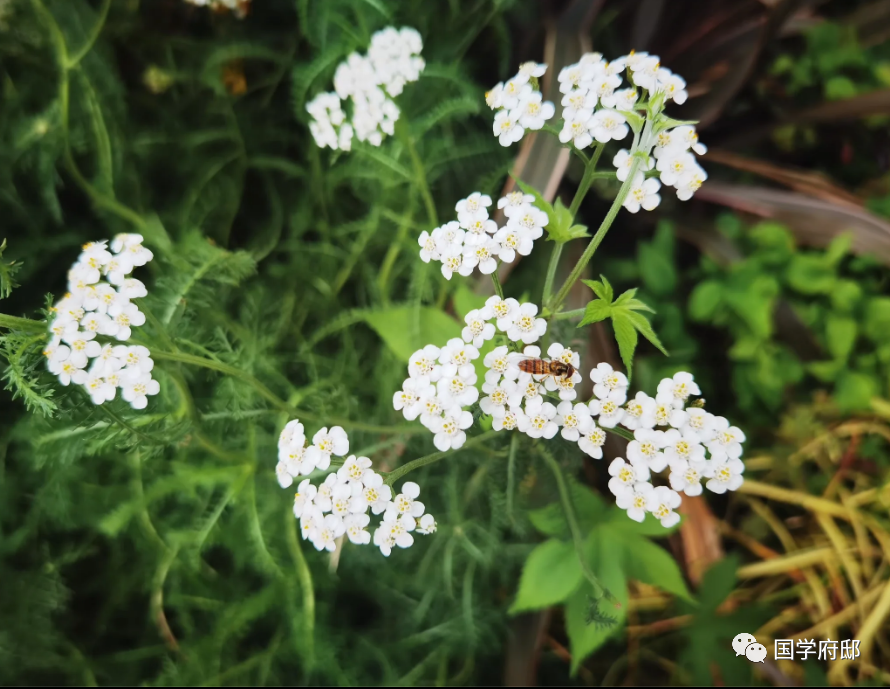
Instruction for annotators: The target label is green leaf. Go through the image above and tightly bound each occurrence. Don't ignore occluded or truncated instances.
[654,116,699,133]
[0,239,21,299]
[612,313,638,380]
[749,222,795,266]
[578,300,611,326]
[835,371,877,413]
[622,309,669,356]
[546,199,584,244]
[825,314,857,361]
[364,307,462,362]
[807,360,844,382]
[825,232,852,266]
[864,297,890,342]
[528,480,607,537]
[785,254,835,294]
[582,275,613,303]
[510,539,583,613]
[565,531,629,673]
[617,109,645,133]
[688,281,723,321]
[622,537,692,601]
[830,280,863,312]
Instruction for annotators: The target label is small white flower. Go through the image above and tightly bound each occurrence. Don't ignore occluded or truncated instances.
[408,344,442,382]
[461,217,498,245]
[344,513,372,545]
[486,295,521,331]
[330,481,364,518]
[462,239,500,275]
[657,371,701,407]
[304,426,350,471]
[589,362,629,404]
[505,302,547,345]
[589,109,629,143]
[560,89,597,122]
[657,151,698,187]
[621,391,657,431]
[675,167,707,201]
[493,109,525,147]
[656,68,687,104]
[511,377,545,409]
[668,458,707,497]
[485,82,504,109]
[374,513,416,555]
[83,372,116,405]
[623,172,661,213]
[433,406,473,451]
[608,457,651,496]
[547,343,580,368]
[89,344,124,377]
[624,51,650,71]
[590,72,622,107]
[276,461,294,488]
[121,373,160,410]
[418,390,445,430]
[313,514,346,552]
[455,192,492,226]
[627,428,667,472]
[615,481,654,523]
[707,417,746,459]
[629,55,660,91]
[440,247,473,280]
[559,118,593,149]
[516,91,555,130]
[436,371,479,408]
[432,221,465,254]
[393,377,433,421]
[493,225,534,262]
[578,423,607,459]
[612,149,653,182]
[517,61,547,79]
[555,401,592,441]
[653,396,688,428]
[508,204,548,240]
[361,472,393,515]
[543,367,582,401]
[300,505,324,543]
[483,344,519,385]
[391,481,425,519]
[646,486,682,528]
[679,407,716,443]
[588,397,625,428]
[438,337,480,378]
[418,230,441,263]
[104,301,146,341]
[662,429,706,466]
[523,400,559,440]
[416,513,437,535]
[611,88,638,111]
[493,406,526,432]
[338,455,373,486]
[116,345,155,378]
[313,474,338,513]
[480,379,517,419]
[63,332,100,369]
[500,79,532,110]
[293,479,318,518]
[279,419,306,450]
[497,190,535,216]
[557,62,595,94]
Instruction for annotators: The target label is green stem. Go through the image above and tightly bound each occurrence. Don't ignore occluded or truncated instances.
[397,120,437,228]
[377,193,417,301]
[284,507,315,668]
[552,307,585,321]
[384,431,499,486]
[0,313,45,333]
[541,243,562,306]
[540,123,589,165]
[538,444,617,605]
[568,144,605,218]
[506,433,518,525]
[549,156,642,313]
[490,269,505,300]
[66,0,112,68]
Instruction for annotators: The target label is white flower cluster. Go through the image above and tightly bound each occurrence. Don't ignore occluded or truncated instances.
[306,26,424,151]
[486,62,556,146]
[181,0,249,18]
[594,368,745,528]
[393,296,550,448]
[276,420,436,556]
[417,191,547,279]
[44,235,159,409]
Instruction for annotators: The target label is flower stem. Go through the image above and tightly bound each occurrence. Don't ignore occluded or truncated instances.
[384,431,499,486]
[0,313,45,333]
[284,506,316,669]
[568,143,605,218]
[548,156,642,313]
[551,307,585,321]
[397,120,438,228]
[541,243,562,306]
[538,443,617,605]
[490,269,505,300]
[66,0,112,68]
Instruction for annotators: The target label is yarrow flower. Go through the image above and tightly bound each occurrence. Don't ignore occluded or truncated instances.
[418,191,548,279]
[306,26,424,150]
[182,0,250,19]
[277,420,435,556]
[487,63,555,147]
[45,236,159,410]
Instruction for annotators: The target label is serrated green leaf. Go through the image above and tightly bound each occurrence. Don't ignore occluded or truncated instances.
[612,313,638,380]
[581,275,613,303]
[622,309,669,357]
[613,287,638,306]
[578,300,611,326]
[621,297,656,314]
[545,198,579,244]
[654,116,699,132]
[510,539,583,613]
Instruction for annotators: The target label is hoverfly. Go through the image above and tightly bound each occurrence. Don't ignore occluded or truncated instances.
[516,357,576,382]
